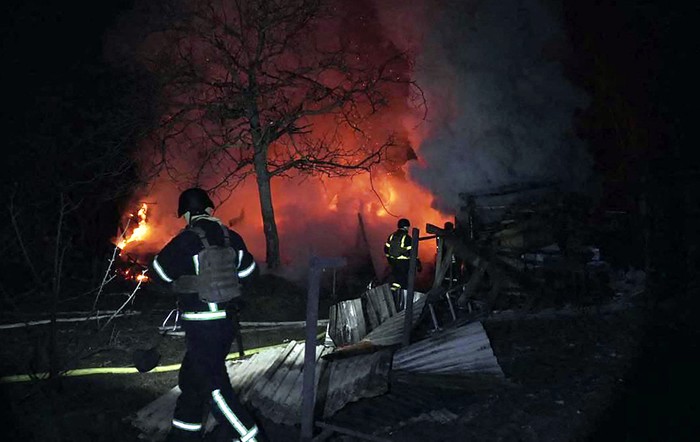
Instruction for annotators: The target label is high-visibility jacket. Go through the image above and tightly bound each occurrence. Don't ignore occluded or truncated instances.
[150,215,257,318]
[384,227,412,261]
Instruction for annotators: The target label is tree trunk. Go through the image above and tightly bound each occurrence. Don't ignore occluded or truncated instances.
[254,150,281,269]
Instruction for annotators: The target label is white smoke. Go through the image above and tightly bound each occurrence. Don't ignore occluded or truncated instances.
[378,0,596,213]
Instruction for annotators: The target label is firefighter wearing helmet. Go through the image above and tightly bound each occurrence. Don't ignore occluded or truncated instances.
[149,187,266,442]
[384,218,419,310]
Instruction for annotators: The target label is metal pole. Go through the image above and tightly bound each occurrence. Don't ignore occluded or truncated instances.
[402,228,420,347]
[300,256,346,442]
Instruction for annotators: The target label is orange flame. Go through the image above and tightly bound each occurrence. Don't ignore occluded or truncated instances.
[115,203,151,283]
[118,203,150,251]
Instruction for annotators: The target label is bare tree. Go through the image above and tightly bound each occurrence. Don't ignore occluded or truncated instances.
[140,0,424,269]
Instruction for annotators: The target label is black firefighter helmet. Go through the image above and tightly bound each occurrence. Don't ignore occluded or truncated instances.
[397,218,410,229]
[177,187,214,217]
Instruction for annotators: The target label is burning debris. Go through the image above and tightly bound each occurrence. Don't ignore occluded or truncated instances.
[117,203,150,250]
[114,203,151,283]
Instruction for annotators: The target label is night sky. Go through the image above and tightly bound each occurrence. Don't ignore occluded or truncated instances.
[2,0,697,439]
[2,0,695,205]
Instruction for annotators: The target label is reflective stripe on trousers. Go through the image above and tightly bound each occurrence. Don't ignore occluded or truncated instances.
[212,389,259,442]
[171,419,202,432]
[181,311,227,321]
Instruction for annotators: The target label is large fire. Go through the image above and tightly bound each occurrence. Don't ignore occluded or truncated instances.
[117,169,450,287]
[113,0,453,284]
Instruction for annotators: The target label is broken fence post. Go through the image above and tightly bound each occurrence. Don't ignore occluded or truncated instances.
[301,256,346,442]
[402,228,420,347]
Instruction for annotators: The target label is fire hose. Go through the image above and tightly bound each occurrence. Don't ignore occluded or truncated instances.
[0,308,328,383]
[0,342,289,384]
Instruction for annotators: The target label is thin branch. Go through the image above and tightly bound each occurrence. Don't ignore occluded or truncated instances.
[369,170,399,218]
[8,190,43,288]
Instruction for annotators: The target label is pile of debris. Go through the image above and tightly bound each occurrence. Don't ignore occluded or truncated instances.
[424,185,644,323]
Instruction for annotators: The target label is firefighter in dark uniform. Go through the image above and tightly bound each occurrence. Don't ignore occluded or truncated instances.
[150,188,265,442]
[384,218,417,310]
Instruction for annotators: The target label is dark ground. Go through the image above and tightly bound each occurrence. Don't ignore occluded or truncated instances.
[1,274,698,442]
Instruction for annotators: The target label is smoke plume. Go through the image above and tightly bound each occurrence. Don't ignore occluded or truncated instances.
[376,0,595,213]
[110,0,594,283]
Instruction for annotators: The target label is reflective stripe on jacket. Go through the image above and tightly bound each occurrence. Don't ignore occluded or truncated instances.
[384,228,412,260]
[149,216,257,314]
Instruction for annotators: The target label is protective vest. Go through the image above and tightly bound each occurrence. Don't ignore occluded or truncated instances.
[172,224,241,303]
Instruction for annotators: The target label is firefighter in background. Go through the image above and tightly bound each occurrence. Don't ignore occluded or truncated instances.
[384,218,420,310]
[149,188,265,442]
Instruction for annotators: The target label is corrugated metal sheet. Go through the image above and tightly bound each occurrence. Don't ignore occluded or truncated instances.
[361,284,397,330]
[326,284,399,347]
[392,321,504,377]
[327,298,366,346]
[129,345,291,441]
[360,292,427,347]
[131,289,503,441]
[314,321,506,440]
[325,283,427,348]
[248,343,325,424]
[319,348,392,417]
[130,340,393,439]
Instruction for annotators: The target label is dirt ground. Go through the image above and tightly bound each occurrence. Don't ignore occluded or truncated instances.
[2,274,698,442]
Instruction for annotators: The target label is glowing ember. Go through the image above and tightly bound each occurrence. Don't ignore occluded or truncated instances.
[118,267,150,283]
